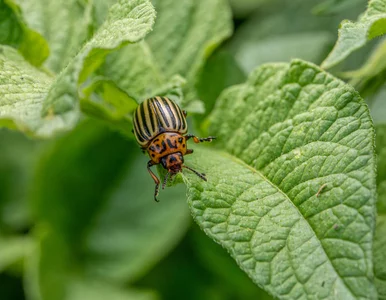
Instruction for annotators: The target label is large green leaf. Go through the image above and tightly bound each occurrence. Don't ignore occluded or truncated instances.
[183,60,377,299]
[103,0,232,105]
[0,0,155,138]
[0,0,49,66]
[190,226,274,300]
[322,0,386,69]
[17,0,93,73]
[0,46,53,134]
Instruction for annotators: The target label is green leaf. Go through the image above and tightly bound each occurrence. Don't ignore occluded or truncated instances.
[17,0,93,73]
[103,0,232,104]
[0,0,155,137]
[0,46,54,134]
[322,0,386,69]
[184,60,377,299]
[92,0,117,28]
[342,38,386,96]
[195,50,246,127]
[0,235,32,272]
[191,226,274,300]
[374,124,386,299]
[227,0,340,74]
[0,0,49,66]
[233,32,334,74]
[31,119,190,291]
[80,77,137,137]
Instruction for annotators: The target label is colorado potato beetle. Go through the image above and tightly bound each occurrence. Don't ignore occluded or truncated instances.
[133,96,215,202]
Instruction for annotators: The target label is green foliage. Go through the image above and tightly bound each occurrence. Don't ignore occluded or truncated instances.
[0,0,386,299]
[0,0,155,137]
[0,0,49,66]
[16,0,93,73]
[184,60,377,299]
[226,0,359,74]
[322,0,386,69]
[103,0,233,109]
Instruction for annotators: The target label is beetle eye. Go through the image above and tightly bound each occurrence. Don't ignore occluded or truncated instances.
[178,137,183,143]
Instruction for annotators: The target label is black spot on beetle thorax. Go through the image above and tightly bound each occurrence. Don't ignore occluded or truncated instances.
[147,133,183,158]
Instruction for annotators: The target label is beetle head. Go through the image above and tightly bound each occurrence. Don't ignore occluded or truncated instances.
[161,152,184,174]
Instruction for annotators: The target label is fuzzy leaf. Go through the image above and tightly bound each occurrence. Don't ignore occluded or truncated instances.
[184,60,377,299]
[0,46,53,134]
[0,0,155,137]
[104,0,232,104]
[0,0,49,66]
[80,77,137,137]
[322,0,386,69]
[17,0,93,73]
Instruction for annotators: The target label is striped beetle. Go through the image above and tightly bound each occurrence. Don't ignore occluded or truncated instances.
[133,96,215,202]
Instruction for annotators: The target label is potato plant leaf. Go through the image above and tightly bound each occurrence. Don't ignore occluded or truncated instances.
[184,60,377,299]
[322,0,386,69]
[16,0,93,73]
[0,0,155,138]
[103,0,232,105]
[0,0,49,66]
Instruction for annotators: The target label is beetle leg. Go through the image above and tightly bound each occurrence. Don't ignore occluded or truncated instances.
[183,165,207,181]
[185,149,193,155]
[185,134,216,143]
[147,160,160,202]
[183,110,187,117]
[162,171,170,189]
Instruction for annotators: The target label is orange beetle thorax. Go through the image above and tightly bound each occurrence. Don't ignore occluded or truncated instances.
[146,132,187,166]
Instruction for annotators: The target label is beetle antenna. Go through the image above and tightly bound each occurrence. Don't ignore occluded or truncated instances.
[183,165,207,181]
[162,172,170,189]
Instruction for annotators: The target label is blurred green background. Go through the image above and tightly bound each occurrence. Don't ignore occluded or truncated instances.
[1,0,384,299]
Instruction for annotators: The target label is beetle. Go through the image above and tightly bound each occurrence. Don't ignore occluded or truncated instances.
[133,96,215,202]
